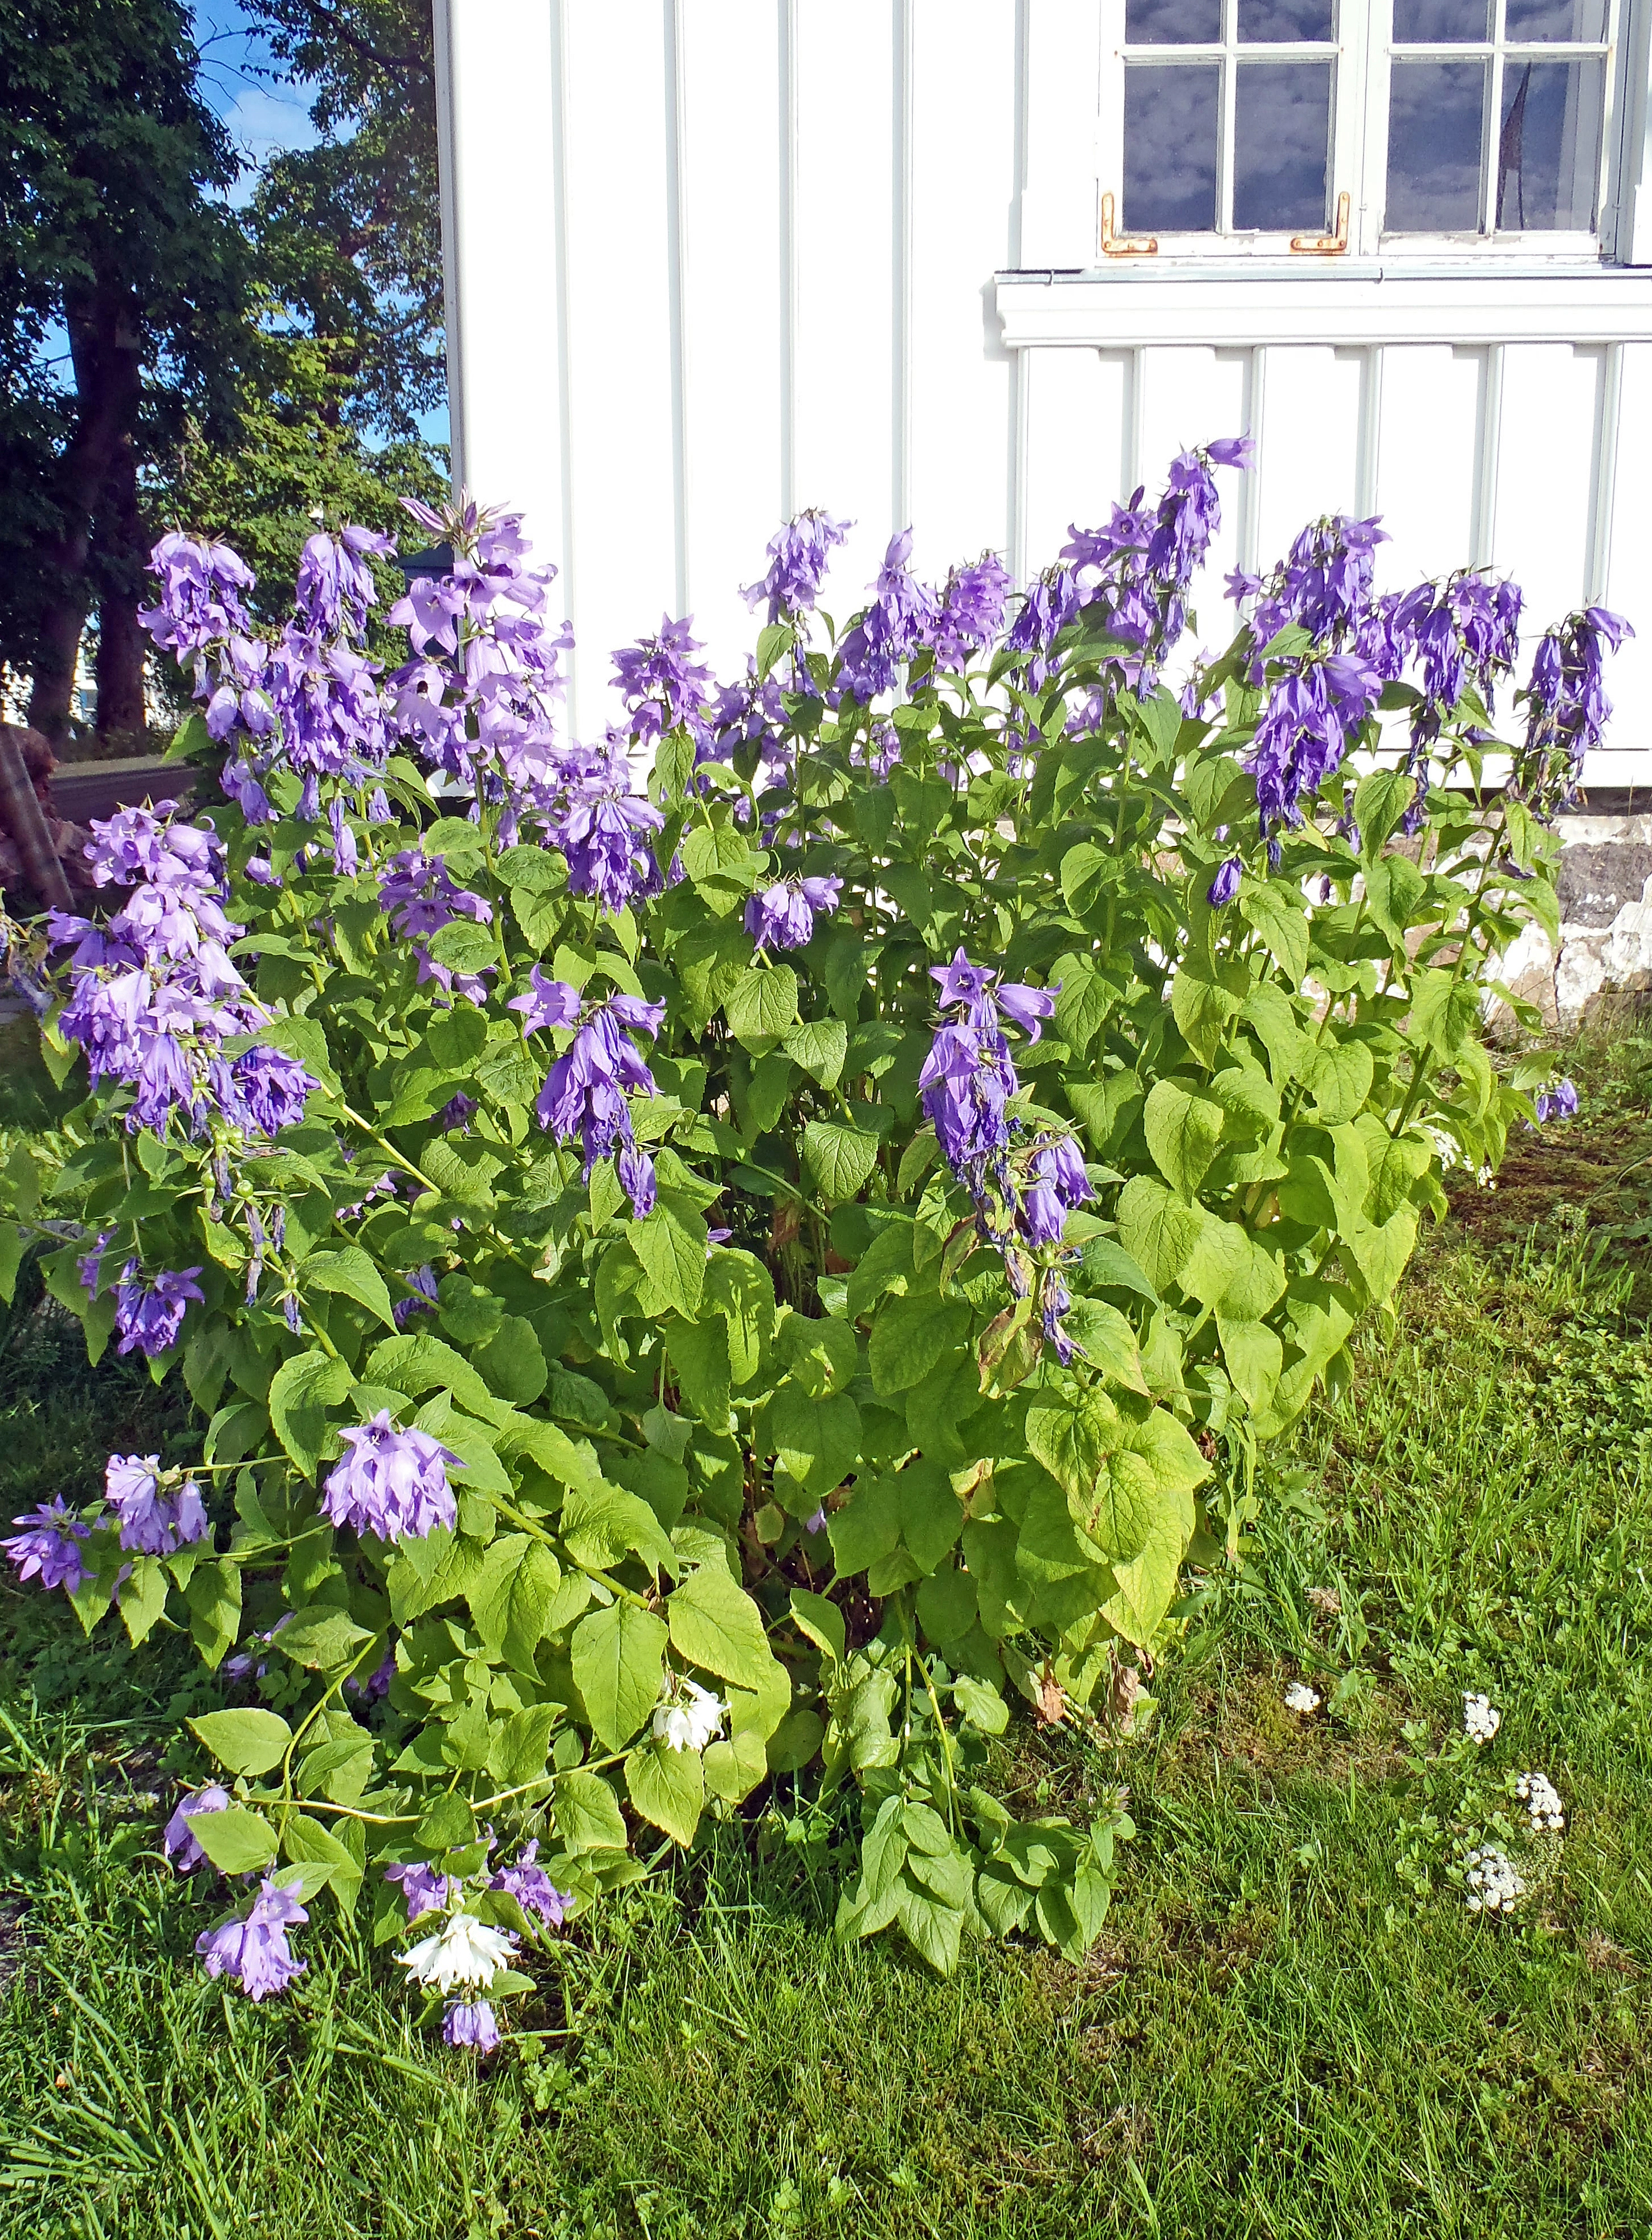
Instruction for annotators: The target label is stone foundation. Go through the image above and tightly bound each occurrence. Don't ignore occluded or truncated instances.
[1496,803,1652,1030]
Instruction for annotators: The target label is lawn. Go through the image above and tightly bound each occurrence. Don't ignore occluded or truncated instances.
[0,1028,1649,2240]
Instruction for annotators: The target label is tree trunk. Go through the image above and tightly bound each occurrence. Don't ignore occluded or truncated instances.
[94,435,148,739]
[26,279,142,747]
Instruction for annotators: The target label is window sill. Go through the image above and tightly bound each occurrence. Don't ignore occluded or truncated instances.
[994,259,1652,348]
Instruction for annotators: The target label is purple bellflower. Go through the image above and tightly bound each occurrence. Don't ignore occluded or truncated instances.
[837,531,940,702]
[321,1413,459,1543]
[1207,856,1243,908]
[1019,1137,1095,1249]
[2,1499,91,1594]
[490,1839,569,1927]
[743,875,842,951]
[196,1877,308,2001]
[443,1999,500,2051]
[516,979,665,1218]
[385,1861,460,1922]
[1534,1077,1579,1123]
[611,616,714,748]
[113,1264,205,1359]
[163,1785,230,1871]
[743,510,850,625]
[105,1453,210,1555]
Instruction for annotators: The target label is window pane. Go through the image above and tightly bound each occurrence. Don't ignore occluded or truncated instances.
[1238,0,1335,38]
[1125,0,1221,41]
[1503,1,1608,38]
[1233,62,1332,230]
[1392,0,1490,38]
[1124,66,1221,230]
[1386,59,1485,227]
[1496,58,1603,227]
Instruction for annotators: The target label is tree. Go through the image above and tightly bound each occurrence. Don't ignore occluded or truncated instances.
[0,1,248,745]
[246,0,445,442]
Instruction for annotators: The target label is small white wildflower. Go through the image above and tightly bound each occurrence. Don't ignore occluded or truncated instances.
[1283,1681,1321,1715]
[1424,1125,1464,1172]
[652,1677,726,1754]
[396,1912,517,1992]
[1463,1692,1501,1744]
[1515,1770,1565,1834]
[1474,1166,1496,1191]
[1463,1844,1524,1915]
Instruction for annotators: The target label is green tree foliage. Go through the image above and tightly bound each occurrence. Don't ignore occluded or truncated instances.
[0,0,246,743]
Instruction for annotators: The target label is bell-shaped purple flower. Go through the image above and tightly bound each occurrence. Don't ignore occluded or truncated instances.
[1207,856,1243,908]
[385,1860,459,1922]
[742,510,850,624]
[1534,1077,1579,1123]
[490,1839,570,1927]
[322,1412,459,1543]
[196,1877,308,2000]
[163,1785,230,1871]
[443,1998,500,2051]
[113,1264,205,1359]
[2,1499,91,1594]
[743,875,842,951]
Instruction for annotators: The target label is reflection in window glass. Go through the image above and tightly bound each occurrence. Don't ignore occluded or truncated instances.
[1123,66,1221,230]
[1387,59,1484,226]
[1233,62,1333,229]
[1392,0,1489,36]
[1238,0,1335,38]
[1496,58,1602,228]
[1503,0,1607,37]
[1124,0,1221,40]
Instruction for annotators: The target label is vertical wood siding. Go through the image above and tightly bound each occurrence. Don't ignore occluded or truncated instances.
[442,1,1652,777]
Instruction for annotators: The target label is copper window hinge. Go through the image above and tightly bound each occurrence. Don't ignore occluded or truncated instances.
[1291,190,1351,255]
[1100,190,1158,258]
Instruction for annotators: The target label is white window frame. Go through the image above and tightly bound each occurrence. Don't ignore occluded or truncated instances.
[1097,0,1632,263]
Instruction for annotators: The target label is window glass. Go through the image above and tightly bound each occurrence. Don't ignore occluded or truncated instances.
[1387,59,1486,226]
[1123,66,1222,230]
[1496,58,1603,227]
[1392,0,1490,36]
[1125,0,1221,40]
[1234,62,1333,228]
[1503,0,1607,36]
[1238,0,1335,37]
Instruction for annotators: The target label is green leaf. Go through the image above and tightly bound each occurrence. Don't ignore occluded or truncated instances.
[192,1806,278,1877]
[1306,1038,1375,1126]
[1059,841,1113,917]
[282,1813,364,1910]
[774,1309,856,1397]
[1053,968,1112,1057]
[1075,1235,1158,1302]
[789,1587,846,1665]
[625,1738,704,1847]
[425,919,496,974]
[725,963,798,1045]
[1143,1078,1226,1199]
[768,1383,860,1497]
[553,1768,630,1854]
[1410,967,1480,1058]
[267,1350,352,1478]
[1355,767,1415,859]
[628,1202,706,1318]
[118,1556,170,1648]
[801,1118,881,1205]
[782,1016,848,1088]
[467,1535,561,1673]
[668,1564,776,1691]
[667,1315,732,1427]
[488,1703,560,1790]
[1117,1175,1205,1294]
[682,821,758,887]
[416,1791,476,1850]
[275,1606,373,1671]
[570,1602,669,1751]
[1237,887,1310,987]
[0,1221,24,1308]
[186,1559,242,1671]
[560,1477,677,1577]
[868,1292,971,1397]
[1217,1316,1284,1411]
[303,1247,396,1331]
[189,1708,293,1777]
[1171,956,1244,1066]
[1060,1297,1149,1394]
[256,1012,339,1094]
[365,1332,501,1419]
[472,1314,548,1404]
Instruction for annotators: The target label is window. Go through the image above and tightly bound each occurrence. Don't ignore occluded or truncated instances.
[1100,0,1623,256]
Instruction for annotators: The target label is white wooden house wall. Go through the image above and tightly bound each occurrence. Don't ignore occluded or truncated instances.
[435,0,1652,785]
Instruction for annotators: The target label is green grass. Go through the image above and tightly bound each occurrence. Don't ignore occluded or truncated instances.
[1,1033,1650,2238]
